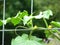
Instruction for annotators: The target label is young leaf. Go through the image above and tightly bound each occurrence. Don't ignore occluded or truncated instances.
[11,17,20,26]
[34,12,43,19]
[43,10,53,19]
[34,10,53,19]
[51,21,60,27]
[27,20,33,27]
[15,10,28,19]
[13,10,29,26]
[23,16,33,25]
[6,17,11,23]
[22,10,28,17]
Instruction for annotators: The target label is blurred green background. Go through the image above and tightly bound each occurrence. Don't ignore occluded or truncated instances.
[0,0,3,19]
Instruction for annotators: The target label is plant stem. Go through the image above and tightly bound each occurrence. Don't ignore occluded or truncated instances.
[43,18,60,40]
[43,18,48,28]
[29,0,34,40]
[15,26,28,36]
[29,14,33,40]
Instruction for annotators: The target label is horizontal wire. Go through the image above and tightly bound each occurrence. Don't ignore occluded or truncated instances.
[0,28,60,31]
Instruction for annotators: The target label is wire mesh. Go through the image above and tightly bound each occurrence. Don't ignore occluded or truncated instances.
[0,28,60,32]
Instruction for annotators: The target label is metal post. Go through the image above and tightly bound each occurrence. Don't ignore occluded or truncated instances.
[2,0,5,45]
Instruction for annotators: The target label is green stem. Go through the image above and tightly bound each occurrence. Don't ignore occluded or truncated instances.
[43,18,48,28]
[15,26,27,36]
[29,14,33,40]
[43,18,60,40]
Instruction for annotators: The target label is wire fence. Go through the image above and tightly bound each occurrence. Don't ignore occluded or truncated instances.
[0,28,60,31]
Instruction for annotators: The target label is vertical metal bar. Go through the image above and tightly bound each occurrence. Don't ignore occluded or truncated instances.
[2,0,5,45]
[31,0,33,14]
[29,0,33,38]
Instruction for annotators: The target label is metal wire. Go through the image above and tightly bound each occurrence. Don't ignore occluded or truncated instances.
[0,28,60,32]
[31,0,33,14]
[2,0,5,45]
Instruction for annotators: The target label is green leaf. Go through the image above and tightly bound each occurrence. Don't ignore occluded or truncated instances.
[21,34,29,40]
[30,36,42,42]
[27,20,33,27]
[51,21,60,27]
[34,12,43,19]
[34,10,53,19]
[15,10,28,19]
[45,30,58,38]
[11,34,45,45]
[0,20,3,26]
[11,17,20,26]
[23,16,33,25]
[13,10,29,26]
[6,17,11,23]
[22,10,28,16]
[45,30,51,38]
[43,10,53,19]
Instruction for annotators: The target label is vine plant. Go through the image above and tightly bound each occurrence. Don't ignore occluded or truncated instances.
[0,10,60,45]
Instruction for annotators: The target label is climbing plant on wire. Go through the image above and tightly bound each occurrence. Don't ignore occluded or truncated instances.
[0,10,60,45]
